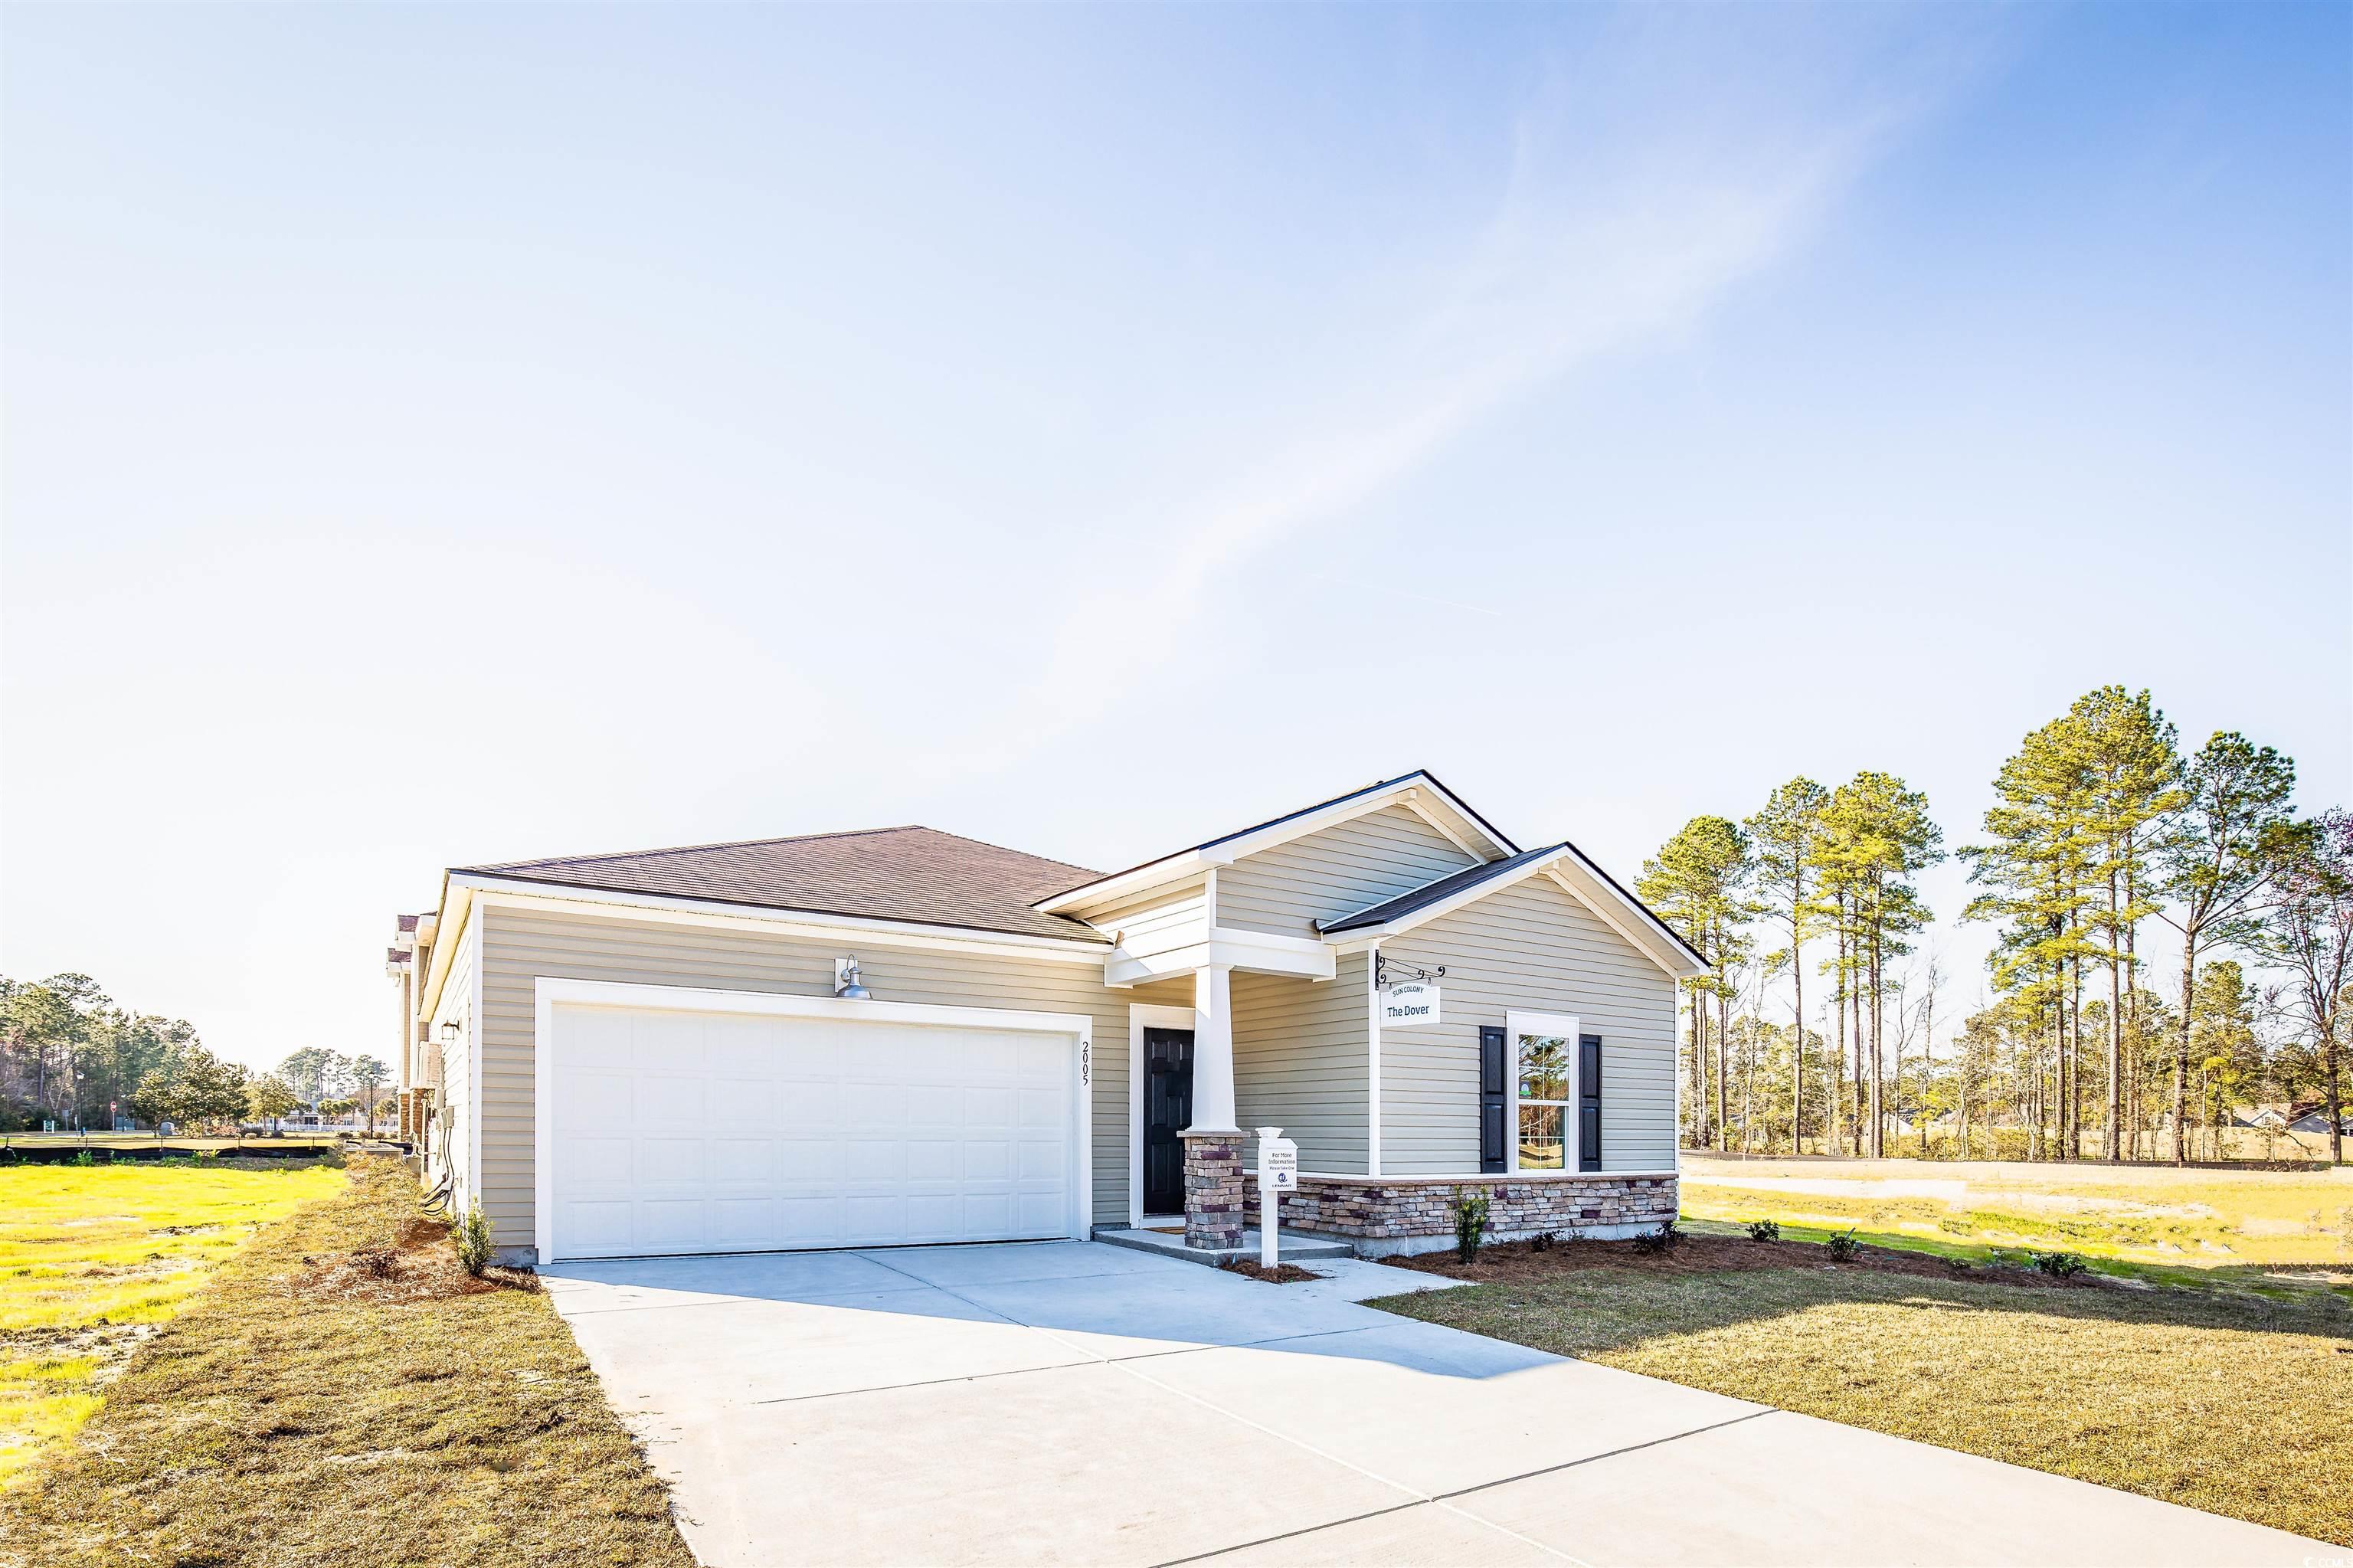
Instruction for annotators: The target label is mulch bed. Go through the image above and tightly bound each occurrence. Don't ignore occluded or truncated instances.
[1219,1260,1327,1284]
[1384,1232,2099,1291]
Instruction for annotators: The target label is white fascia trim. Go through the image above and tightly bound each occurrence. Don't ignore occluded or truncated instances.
[470,911,484,1219]
[453,877,1109,964]
[1037,774,1514,917]
[1504,1009,1580,1177]
[1034,851,1219,917]
[532,977,1096,1265]
[1103,927,1337,988]
[1543,859,1710,980]
[1127,1001,1196,1226]
[1320,848,1575,943]
[416,885,474,1026]
[1400,795,1487,863]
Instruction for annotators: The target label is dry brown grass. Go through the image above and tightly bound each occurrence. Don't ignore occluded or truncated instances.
[0,1157,693,1568]
[1373,1236,2353,1547]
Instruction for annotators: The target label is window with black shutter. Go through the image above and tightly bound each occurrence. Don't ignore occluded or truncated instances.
[1578,1033,1602,1171]
[1478,1026,1507,1173]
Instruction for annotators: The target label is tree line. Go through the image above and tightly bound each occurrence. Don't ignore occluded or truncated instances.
[1636,687,2351,1165]
[0,974,392,1135]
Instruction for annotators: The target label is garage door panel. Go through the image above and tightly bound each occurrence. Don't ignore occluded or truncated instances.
[709,1079,775,1131]
[561,1070,635,1128]
[562,1010,637,1069]
[637,1137,706,1186]
[776,1138,840,1180]
[906,1140,961,1182]
[844,1138,903,1181]
[548,1001,1076,1260]
[712,1138,775,1184]
[843,1194,905,1243]
[711,1197,774,1246]
[565,1199,633,1252]
[777,1082,840,1126]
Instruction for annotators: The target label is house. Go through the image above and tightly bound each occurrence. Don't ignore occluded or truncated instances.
[387,771,1706,1265]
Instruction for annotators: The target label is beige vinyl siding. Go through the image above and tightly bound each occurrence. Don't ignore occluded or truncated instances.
[474,900,1191,1247]
[1218,804,1480,937]
[425,920,478,1206]
[1088,878,1208,958]
[1232,954,1370,1175]
[1379,875,1679,1175]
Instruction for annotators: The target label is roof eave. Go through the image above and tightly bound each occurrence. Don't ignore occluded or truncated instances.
[1036,770,1516,917]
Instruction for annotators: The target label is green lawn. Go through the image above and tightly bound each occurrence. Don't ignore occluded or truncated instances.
[0,1158,346,1482]
[0,1156,692,1567]
[1373,1232,2353,1547]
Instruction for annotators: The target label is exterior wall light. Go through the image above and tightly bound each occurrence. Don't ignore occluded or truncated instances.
[440,1022,460,1043]
[833,957,872,1000]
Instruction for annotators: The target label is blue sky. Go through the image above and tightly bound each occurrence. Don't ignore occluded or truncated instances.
[5,4,2348,1068]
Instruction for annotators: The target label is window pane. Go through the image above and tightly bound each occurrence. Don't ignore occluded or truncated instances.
[1517,1035,1568,1102]
[1518,1104,1565,1170]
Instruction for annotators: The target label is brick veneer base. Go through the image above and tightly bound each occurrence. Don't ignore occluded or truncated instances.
[1180,1131,1246,1250]
[1275,1171,1678,1256]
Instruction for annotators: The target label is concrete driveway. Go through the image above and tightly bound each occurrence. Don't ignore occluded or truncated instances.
[545,1241,2322,1567]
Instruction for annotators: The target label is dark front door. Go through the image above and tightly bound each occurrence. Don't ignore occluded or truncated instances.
[1142,1026,1196,1215]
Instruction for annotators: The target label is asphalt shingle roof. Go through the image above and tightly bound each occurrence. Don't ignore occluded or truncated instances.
[458,827,1108,943]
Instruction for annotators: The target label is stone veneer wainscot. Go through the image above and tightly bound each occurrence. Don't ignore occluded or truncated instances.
[1274,1170,1678,1256]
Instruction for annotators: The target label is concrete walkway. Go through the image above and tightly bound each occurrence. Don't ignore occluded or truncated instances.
[543,1241,2326,1567]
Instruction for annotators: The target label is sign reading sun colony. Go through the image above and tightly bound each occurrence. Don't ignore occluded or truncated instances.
[1381,981,1441,1027]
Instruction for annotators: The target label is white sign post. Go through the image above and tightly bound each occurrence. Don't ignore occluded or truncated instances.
[1255,1125,1298,1268]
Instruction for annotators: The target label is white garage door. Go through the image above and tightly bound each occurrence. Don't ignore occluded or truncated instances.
[545,999,1080,1261]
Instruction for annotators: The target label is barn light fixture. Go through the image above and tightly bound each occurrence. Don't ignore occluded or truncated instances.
[439,1022,460,1043]
[833,957,872,1001]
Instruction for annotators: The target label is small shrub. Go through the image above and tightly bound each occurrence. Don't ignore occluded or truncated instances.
[1529,1229,1560,1253]
[1630,1216,1684,1255]
[1825,1229,1859,1263]
[1449,1187,1491,1265]
[1745,1218,1781,1242]
[69,1150,95,1167]
[352,1246,398,1279]
[454,1202,495,1278]
[2031,1249,2087,1278]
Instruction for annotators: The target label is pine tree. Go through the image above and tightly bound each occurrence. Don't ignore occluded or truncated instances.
[2063,688,2184,1160]
[2261,806,2351,1164]
[2154,734,2300,1165]
[1748,777,1829,1154]
[1824,773,1942,1157]
[1638,816,1756,1151]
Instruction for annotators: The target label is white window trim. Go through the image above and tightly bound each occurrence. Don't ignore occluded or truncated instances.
[532,977,1095,1265]
[1504,1010,1579,1176]
[1127,1003,1197,1226]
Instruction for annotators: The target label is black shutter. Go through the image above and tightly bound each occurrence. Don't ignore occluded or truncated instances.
[1479,1026,1507,1173]
[1578,1034,1602,1171]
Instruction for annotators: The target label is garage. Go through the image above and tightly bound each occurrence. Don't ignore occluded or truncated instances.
[535,983,1089,1262]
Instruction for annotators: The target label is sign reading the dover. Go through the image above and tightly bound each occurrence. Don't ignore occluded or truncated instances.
[1381,981,1442,1027]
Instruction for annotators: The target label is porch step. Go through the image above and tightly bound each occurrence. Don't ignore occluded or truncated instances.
[1092,1226,1356,1268]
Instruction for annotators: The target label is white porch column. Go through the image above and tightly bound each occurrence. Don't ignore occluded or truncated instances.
[1188,964,1240,1133]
